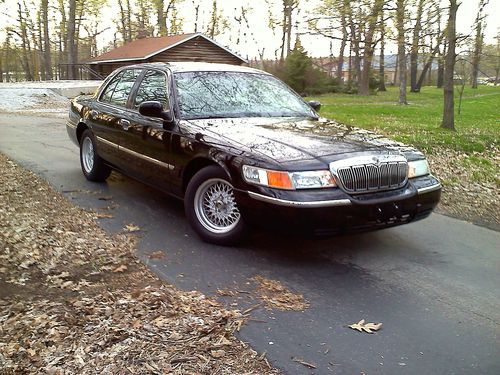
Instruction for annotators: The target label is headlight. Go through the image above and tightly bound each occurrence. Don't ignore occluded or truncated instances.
[242,165,336,190]
[408,159,430,178]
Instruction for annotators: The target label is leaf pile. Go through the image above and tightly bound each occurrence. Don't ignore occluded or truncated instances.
[0,154,279,374]
[427,148,500,230]
[251,276,309,311]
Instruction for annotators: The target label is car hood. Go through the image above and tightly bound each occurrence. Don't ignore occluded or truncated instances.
[185,117,422,168]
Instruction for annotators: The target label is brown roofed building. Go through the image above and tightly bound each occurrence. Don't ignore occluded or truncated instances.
[87,33,247,78]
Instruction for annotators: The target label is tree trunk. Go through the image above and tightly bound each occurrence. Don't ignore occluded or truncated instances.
[285,3,292,55]
[396,0,407,104]
[436,4,444,88]
[414,40,443,91]
[358,0,384,96]
[40,0,52,80]
[17,2,33,81]
[441,0,459,130]
[410,0,424,92]
[156,0,167,36]
[437,47,445,88]
[378,10,386,91]
[394,53,398,85]
[336,4,347,82]
[126,0,132,40]
[194,4,200,33]
[67,0,77,80]
[471,20,482,89]
[118,0,132,42]
[37,9,45,81]
[471,0,488,89]
[208,0,218,39]
[279,1,287,61]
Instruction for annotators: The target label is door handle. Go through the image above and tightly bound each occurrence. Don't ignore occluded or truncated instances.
[119,119,131,130]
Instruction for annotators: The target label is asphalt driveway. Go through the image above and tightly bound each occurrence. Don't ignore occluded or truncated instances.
[1,114,499,374]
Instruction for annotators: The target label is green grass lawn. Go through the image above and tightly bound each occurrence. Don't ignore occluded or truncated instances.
[309,85,500,155]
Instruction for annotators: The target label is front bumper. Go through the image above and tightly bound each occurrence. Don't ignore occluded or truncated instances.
[234,175,441,235]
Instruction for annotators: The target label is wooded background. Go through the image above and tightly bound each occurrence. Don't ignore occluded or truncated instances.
[0,0,499,130]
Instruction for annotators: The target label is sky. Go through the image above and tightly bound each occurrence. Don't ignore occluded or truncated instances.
[0,0,498,60]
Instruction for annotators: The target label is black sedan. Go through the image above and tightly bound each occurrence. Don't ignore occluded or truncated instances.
[66,62,441,245]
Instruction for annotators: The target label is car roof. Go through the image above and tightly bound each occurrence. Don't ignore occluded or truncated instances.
[125,62,270,75]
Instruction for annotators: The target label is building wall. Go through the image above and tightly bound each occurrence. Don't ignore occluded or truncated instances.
[147,36,243,65]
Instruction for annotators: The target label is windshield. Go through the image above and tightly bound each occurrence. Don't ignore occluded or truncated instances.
[173,71,316,120]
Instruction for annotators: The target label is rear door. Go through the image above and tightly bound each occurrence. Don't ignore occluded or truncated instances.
[89,68,141,169]
[118,69,178,192]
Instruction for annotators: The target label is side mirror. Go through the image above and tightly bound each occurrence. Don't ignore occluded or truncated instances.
[307,100,321,112]
[139,101,174,125]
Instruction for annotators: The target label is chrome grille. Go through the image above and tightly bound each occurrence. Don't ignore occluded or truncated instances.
[331,154,408,194]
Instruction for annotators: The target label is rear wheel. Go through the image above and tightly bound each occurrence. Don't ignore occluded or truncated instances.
[185,166,246,245]
[80,129,111,182]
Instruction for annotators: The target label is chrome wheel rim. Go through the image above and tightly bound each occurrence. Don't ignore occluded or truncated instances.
[194,178,241,234]
[82,137,94,173]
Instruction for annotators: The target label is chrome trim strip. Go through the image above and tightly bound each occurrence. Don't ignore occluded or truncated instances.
[118,144,174,170]
[95,136,174,169]
[417,183,442,195]
[66,122,77,129]
[248,191,352,208]
[96,136,118,149]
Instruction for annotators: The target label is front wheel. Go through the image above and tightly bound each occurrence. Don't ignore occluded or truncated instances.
[185,166,246,245]
[80,129,111,182]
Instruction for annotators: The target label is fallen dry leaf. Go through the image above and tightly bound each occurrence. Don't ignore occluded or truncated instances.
[292,357,316,369]
[123,224,140,232]
[211,349,226,358]
[349,319,383,333]
[147,250,166,259]
[96,212,113,219]
[97,196,113,201]
[112,264,128,273]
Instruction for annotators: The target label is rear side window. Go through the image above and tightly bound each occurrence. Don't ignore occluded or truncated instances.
[100,69,140,107]
[100,72,123,103]
[134,70,169,109]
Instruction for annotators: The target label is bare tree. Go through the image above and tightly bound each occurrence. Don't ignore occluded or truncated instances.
[441,0,460,130]
[40,0,52,79]
[153,0,184,36]
[471,0,489,88]
[118,0,133,42]
[14,1,33,80]
[278,0,299,61]
[378,7,386,91]
[410,0,425,92]
[396,0,407,104]
[207,0,228,39]
[67,0,77,79]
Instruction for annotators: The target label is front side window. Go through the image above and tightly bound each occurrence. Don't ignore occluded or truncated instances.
[134,70,169,109]
[174,71,315,120]
[101,69,140,107]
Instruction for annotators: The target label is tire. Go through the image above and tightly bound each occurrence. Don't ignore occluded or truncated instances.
[79,129,111,182]
[185,165,246,245]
